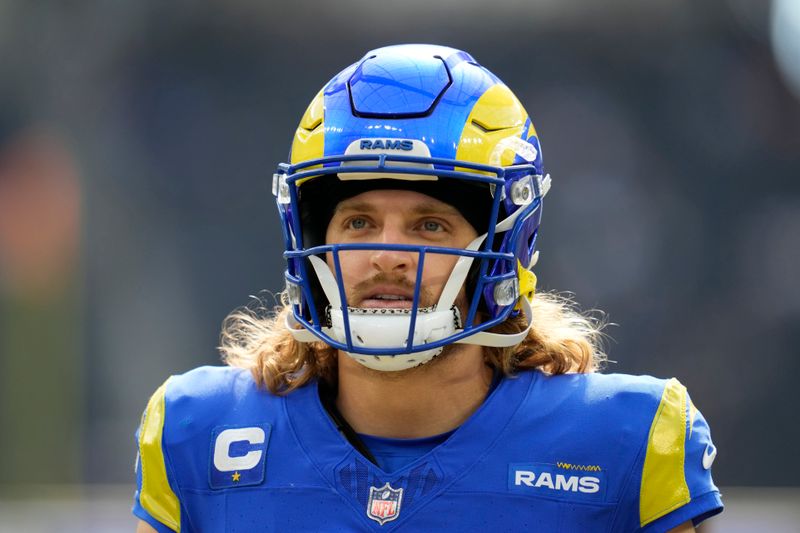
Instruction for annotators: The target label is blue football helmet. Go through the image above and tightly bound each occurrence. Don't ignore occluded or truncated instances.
[273,44,550,371]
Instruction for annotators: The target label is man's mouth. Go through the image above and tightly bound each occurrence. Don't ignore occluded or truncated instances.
[358,288,415,309]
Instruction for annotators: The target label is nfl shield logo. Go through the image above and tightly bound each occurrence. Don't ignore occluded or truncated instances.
[367,482,403,525]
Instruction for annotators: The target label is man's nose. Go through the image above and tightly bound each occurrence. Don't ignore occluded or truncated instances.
[369,225,416,273]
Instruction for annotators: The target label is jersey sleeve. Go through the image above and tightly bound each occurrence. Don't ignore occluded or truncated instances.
[636,378,723,532]
[132,378,182,532]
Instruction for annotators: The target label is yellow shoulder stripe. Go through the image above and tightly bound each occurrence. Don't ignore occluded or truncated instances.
[139,378,181,531]
[639,378,690,527]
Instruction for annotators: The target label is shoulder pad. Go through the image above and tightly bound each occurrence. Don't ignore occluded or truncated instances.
[164,366,272,441]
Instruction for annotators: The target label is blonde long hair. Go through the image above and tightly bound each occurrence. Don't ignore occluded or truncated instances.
[221,292,607,395]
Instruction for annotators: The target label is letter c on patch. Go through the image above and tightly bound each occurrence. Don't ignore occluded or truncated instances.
[213,427,265,472]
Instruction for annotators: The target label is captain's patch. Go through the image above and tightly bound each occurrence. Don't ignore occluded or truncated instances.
[209,424,271,489]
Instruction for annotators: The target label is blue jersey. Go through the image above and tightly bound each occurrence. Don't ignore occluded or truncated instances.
[133,366,722,532]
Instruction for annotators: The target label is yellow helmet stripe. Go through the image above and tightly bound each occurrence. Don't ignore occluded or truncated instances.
[290,89,325,166]
[455,83,528,173]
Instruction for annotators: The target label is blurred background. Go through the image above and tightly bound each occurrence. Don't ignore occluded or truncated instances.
[0,0,798,530]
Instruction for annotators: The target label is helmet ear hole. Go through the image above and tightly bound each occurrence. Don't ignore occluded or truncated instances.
[527,231,539,268]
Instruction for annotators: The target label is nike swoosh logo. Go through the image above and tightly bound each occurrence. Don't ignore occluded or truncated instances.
[702,444,717,470]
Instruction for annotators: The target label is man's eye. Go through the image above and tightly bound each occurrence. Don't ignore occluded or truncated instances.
[422,220,443,232]
[348,217,368,230]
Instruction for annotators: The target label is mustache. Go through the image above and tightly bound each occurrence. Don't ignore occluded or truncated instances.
[349,272,436,307]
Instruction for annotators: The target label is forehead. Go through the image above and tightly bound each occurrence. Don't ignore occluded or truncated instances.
[333,188,463,217]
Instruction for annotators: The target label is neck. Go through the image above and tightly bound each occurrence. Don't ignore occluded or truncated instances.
[335,344,493,439]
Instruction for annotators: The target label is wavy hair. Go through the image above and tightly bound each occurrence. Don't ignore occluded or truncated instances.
[220,291,608,395]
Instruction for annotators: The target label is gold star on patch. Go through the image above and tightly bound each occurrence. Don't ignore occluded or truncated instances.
[232,471,241,482]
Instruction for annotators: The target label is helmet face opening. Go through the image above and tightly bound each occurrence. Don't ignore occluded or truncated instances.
[298,175,495,247]
[274,44,549,370]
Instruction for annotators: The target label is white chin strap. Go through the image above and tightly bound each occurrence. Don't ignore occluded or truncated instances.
[285,207,534,371]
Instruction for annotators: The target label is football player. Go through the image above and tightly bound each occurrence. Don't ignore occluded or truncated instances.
[134,44,722,532]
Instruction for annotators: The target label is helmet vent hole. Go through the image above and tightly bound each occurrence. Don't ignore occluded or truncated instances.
[300,118,322,132]
[471,119,509,133]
